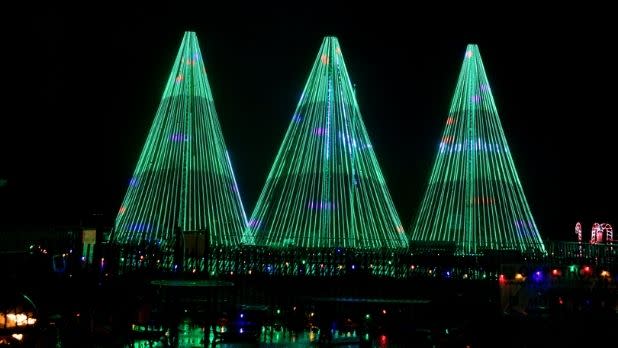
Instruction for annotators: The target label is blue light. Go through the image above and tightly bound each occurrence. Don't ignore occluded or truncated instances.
[128,222,151,232]
[533,270,543,282]
[170,133,189,142]
[129,177,138,187]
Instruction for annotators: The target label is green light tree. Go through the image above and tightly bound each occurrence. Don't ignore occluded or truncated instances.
[247,37,408,249]
[113,32,247,251]
[411,44,546,255]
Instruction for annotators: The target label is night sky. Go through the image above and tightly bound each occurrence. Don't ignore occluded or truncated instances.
[1,6,615,246]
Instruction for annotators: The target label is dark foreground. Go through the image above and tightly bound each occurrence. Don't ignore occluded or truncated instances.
[1,250,617,347]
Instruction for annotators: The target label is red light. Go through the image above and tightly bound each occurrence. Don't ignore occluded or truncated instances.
[321,54,329,65]
[499,274,506,284]
[558,297,564,305]
[446,117,454,125]
[552,269,560,276]
[381,309,387,315]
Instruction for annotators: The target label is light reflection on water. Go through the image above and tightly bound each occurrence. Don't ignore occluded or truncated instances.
[130,319,369,347]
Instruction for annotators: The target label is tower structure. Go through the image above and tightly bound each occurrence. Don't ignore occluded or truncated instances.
[411,44,546,255]
[113,32,247,251]
[248,37,408,249]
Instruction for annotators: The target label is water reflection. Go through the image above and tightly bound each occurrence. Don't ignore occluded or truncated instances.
[130,318,378,347]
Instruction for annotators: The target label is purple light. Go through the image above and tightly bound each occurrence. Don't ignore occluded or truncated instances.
[313,127,327,136]
[471,95,481,103]
[170,133,188,142]
[351,264,356,270]
[248,219,261,228]
[480,84,490,92]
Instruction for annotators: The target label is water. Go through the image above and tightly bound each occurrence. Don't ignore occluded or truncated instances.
[130,319,379,347]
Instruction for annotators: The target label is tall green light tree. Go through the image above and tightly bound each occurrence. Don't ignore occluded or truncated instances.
[411,44,546,255]
[247,37,408,249]
[113,32,248,250]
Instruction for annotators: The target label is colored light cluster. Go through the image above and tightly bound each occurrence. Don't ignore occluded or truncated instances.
[113,32,248,251]
[411,44,546,255]
[498,265,612,285]
[247,37,408,249]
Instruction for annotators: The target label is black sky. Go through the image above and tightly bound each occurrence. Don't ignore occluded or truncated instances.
[1,5,616,245]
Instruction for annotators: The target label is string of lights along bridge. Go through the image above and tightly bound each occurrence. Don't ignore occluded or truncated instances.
[113,32,248,251]
[246,36,409,250]
[410,44,546,256]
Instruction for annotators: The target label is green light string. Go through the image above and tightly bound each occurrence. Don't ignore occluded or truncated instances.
[411,44,546,255]
[247,37,408,249]
[114,32,248,251]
